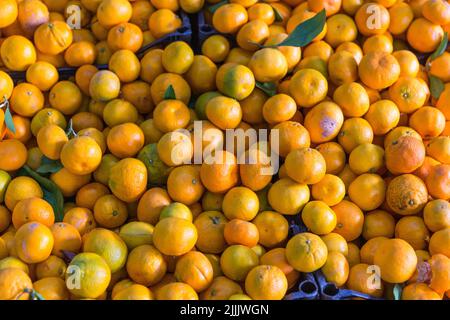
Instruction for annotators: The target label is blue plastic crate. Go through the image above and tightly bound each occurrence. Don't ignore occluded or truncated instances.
[197,10,218,47]
[135,11,192,59]
[196,10,234,50]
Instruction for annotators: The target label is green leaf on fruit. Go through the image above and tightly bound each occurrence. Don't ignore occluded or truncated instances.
[0,97,16,134]
[22,165,65,222]
[275,9,326,47]
[36,156,63,174]
[256,81,277,97]
[4,104,15,134]
[164,85,177,100]
[430,32,448,61]
[430,75,445,99]
[273,7,283,23]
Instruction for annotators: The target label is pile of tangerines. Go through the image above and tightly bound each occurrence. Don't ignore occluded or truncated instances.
[0,0,449,301]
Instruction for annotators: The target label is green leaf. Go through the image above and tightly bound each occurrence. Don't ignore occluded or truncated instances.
[36,156,63,174]
[208,0,228,13]
[256,81,277,97]
[393,284,403,301]
[276,9,326,47]
[273,6,283,23]
[4,104,15,134]
[22,165,65,222]
[430,32,448,61]
[430,75,445,99]
[163,85,176,100]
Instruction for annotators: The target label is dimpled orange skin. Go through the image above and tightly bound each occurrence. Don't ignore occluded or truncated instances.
[374,238,418,283]
[137,188,172,225]
[0,70,14,99]
[401,283,441,300]
[348,173,386,211]
[359,52,400,90]
[333,82,370,117]
[156,282,198,300]
[4,176,43,211]
[426,164,450,200]
[194,211,228,254]
[97,0,132,29]
[271,121,311,158]
[387,174,428,216]
[236,20,269,51]
[253,211,289,248]
[427,253,450,295]
[0,268,33,300]
[152,217,198,256]
[268,178,310,215]
[0,139,28,171]
[200,276,243,300]
[174,251,214,292]
[260,248,300,289]
[0,0,18,29]
[222,187,259,221]
[332,200,364,241]
[407,18,444,53]
[126,244,167,286]
[167,165,204,206]
[216,63,255,101]
[50,168,91,198]
[285,148,327,185]
[108,158,147,203]
[50,222,82,258]
[148,9,182,39]
[14,221,54,264]
[153,100,191,133]
[12,197,55,229]
[304,101,344,144]
[1,35,37,71]
[289,68,328,108]
[89,70,121,102]
[10,83,44,117]
[37,124,68,160]
[63,207,96,236]
[389,77,429,114]
[107,123,145,159]
[34,21,73,55]
[108,23,143,53]
[286,232,328,273]
[60,136,102,175]
[245,265,288,300]
[239,148,273,192]
[385,135,426,175]
[249,48,288,83]
[409,107,446,139]
[213,4,248,34]
[200,151,239,194]
[301,201,337,235]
